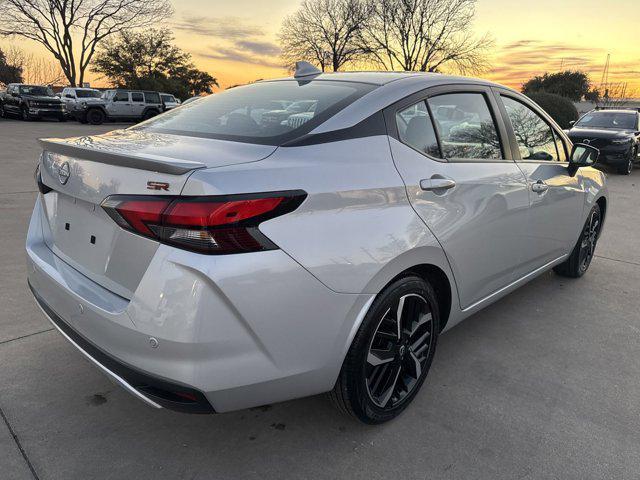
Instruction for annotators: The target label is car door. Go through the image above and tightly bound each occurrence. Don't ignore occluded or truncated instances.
[107,91,131,117]
[130,91,146,117]
[62,88,76,109]
[386,85,531,310]
[495,91,584,274]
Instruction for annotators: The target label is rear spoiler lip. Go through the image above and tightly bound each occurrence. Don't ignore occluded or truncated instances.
[38,138,207,175]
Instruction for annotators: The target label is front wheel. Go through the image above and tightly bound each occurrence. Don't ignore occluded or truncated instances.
[616,152,634,175]
[554,203,602,278]
[86,108,105,125]
[0,104,5,118]
[21,107,31,121]
[329,275,439,424]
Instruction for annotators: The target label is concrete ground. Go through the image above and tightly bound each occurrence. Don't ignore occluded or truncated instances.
[1,118,639,480]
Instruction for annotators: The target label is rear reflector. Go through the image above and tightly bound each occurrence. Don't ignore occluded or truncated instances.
[102,191,306,255]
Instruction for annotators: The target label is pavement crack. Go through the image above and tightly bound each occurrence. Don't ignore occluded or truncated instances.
[0,328,54,346]
[594,255,640,267]
[0,404,41,480]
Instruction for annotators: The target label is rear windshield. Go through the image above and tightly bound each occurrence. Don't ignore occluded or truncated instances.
[134,80,377,144]
[576,112,636,130]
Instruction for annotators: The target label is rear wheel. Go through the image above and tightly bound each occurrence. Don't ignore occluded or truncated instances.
[329,275,439,424]
[554,203,602,278]
[0,104,5,118]
[142,109,158,121]
[86,108,106,125]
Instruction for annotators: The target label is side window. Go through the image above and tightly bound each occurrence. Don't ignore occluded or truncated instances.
[501,96,562,162]
[144,92,161,104]
[427,93,502,160]
[131,92,144,102]
[396,101,441,158]
[113,91,129,102]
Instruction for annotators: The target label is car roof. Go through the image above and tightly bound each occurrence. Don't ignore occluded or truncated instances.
[589,109,637,115]
[263,71,503,88]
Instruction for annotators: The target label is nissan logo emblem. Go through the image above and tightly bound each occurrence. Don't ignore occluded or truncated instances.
[58,162,71,185]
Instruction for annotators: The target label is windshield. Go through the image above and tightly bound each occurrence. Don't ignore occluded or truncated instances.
[76,89,102,98]
[576,112,636,130]
[135,80,376,144]
[19,85,54,96]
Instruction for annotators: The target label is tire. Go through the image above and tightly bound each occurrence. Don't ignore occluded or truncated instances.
[58,115,67,122]
[0,104,5,118]
[21,107,31,121]
[616,152,634,175]
[142,109,158,120]
[329,275,440,424]
[553,203,602,278]
[86,108,105,125]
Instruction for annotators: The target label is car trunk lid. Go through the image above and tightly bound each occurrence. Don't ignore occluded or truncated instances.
[38,129,277,298]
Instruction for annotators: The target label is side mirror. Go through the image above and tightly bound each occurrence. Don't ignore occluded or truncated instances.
[570,143,599,168]
[569,120,576,126]
[65,94,74,99]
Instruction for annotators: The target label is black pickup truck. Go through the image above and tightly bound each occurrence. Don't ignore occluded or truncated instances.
[0,83,66,121]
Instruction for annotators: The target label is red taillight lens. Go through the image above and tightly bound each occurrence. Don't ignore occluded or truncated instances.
[101,191,306,255]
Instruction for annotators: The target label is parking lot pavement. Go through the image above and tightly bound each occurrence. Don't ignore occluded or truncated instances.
[1,118,639,480]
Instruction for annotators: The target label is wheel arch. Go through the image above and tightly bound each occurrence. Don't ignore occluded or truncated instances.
[386,264,452,332]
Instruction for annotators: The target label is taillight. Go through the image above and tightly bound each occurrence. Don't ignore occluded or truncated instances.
[102,191,306,254]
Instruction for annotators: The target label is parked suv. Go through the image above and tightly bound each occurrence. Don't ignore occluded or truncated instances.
[28,67,607,423]
[567,108,640,175]
[102,90,164,121]
[61,87,108,125]
[0,83,65,121]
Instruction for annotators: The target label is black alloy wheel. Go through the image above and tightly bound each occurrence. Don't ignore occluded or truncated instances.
[554,203,602,278]
[577,205,602,274]
[365,293,435,409]
[330,275,440,424]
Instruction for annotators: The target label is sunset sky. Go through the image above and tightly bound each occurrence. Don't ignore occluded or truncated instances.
[5,0,640,93]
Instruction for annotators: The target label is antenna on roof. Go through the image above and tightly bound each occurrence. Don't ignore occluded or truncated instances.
[294,61,322,79]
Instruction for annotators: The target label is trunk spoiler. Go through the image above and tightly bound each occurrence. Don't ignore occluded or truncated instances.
[39,138,206,175]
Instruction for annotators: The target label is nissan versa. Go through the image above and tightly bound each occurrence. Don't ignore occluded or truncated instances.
[27,63,608,424]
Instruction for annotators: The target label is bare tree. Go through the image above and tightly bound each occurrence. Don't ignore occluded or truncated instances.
[0,0,173,86]
[279,0,373,72]
[3,45,64,85]
[362,0,492,74]
[596,83,638,108]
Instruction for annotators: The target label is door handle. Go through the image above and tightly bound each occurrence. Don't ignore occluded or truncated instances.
[531,181,549,193]
[420,177,456,192]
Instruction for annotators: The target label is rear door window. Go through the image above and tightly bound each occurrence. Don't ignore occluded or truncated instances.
[135,80,376,145]
[427,93,503,160]
[131,92,144,102]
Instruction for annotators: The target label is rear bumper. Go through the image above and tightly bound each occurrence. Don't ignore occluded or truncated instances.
[30,282,214,413]
[26,195,373,412]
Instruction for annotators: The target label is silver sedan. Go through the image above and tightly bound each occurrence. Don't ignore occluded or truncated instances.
[27,64,607,424]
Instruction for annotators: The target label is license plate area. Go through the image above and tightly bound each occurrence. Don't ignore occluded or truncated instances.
[44,192,118,277]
